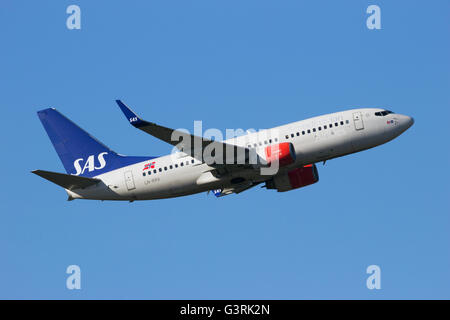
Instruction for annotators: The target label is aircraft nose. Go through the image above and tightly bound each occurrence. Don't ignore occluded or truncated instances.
[404,115,414,129]
[399,114,414,132]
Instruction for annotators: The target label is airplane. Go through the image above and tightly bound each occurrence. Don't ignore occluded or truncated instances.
[32,101,414,201]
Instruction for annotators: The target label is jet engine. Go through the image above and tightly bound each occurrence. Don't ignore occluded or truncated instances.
[260,142,296,167]
[265,164,319,192]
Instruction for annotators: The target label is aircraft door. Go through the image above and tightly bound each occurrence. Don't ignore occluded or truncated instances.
[353,112,364,130]
[124,170,136,191]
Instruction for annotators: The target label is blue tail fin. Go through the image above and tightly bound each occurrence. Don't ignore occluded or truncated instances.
[37,108,153,177]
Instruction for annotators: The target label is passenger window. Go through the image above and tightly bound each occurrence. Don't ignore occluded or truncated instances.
[169,165,173,169]
[291,133,294,138]
[175,164,178,168]
[275,138,278,142]
[313,128,316,132]
[264,141,267,144]
[307,129,311,134]
[340,121,344,125]
[153,169,157,174]
[335,122,338,126]
[318,127,321,131]
[186,161,189,165]
[164,167,167,171]
[324,125,327,129]
[180,162,184,167]
[253,143,257,147]
[329,123,332,128]
[302,131,305,135]
[148,171,151,175]
[285,135,289,139]
[296,132,299,136]
[143,172,146,177]
[159,168,162,172]
[191,159,194,164]
[269,139,272,143]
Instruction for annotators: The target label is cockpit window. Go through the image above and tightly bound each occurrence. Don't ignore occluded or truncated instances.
[375,110,394,116]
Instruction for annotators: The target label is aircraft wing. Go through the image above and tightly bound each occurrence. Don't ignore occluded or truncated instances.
[211,181,261,197]
[116,100,252,167]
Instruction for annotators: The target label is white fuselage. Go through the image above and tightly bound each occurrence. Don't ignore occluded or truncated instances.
[67,108,413,200]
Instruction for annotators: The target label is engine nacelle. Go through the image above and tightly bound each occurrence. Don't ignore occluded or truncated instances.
[259,142,296,167]
[265,164,319,192]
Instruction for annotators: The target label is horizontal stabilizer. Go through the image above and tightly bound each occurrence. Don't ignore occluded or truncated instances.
[32,170,101,190]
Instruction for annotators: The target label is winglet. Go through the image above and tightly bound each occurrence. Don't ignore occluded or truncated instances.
[115,100,147,128]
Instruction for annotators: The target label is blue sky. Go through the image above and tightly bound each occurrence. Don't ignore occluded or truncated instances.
[0,0,449,299]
